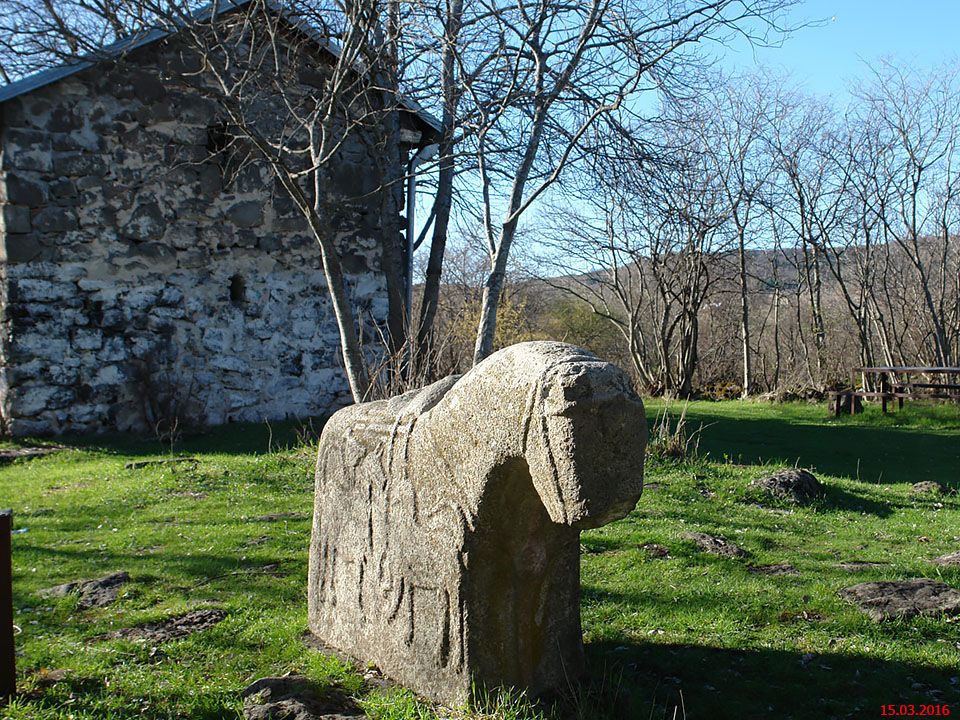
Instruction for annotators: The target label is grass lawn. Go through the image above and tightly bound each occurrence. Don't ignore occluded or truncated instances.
[2,400,960,719]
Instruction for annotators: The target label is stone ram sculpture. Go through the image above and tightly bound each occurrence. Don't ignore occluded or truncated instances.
[307,341,647,705]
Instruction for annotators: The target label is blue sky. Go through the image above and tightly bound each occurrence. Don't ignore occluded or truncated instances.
[721,0,960,101]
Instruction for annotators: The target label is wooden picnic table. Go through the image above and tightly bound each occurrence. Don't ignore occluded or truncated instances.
[835,366,960,414]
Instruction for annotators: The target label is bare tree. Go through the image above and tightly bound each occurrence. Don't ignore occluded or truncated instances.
[455,0,796,365]
[702,71,778,396]
[855,59,960,368]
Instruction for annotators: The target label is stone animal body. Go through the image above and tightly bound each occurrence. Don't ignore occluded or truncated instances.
[307,341,647,705]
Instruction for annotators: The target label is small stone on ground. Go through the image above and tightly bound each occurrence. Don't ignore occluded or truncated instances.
[932,551,960,567]
[98,608,226,641]
[749,468,823,504]
[242,675,365,720]
[681,532,747,558]
[748,563,799,576]
[911,481,945,495]
[40,571,130,610]
[839,579,960,621]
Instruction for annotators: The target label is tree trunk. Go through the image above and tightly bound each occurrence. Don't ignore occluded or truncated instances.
[416,0,463,368]
[737,228,752,397]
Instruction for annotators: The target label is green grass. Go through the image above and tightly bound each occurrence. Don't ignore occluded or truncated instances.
[3,401,960,719]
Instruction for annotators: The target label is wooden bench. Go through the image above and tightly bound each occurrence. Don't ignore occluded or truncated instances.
[833,366,960,415]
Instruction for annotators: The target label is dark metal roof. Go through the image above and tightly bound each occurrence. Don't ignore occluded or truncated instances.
[0,0,440,133]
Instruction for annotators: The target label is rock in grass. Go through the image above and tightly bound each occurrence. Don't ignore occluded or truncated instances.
[40,571,130,610]
[749,468,823,505]
[911,481,945,495]
[681,531,747,558]
[98,608,226,642]
[932,551,960,567]
[242,675,365,720]
[839,579,960,621]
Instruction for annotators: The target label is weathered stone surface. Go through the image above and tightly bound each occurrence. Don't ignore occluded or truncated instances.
[750,468,823,504]
[682,531,747,558]
[308,342,647,706]
[40,571,130,609]
[242,676,365,720]
[911,481,945,495]
[839,579,960,621]
[0,35,413,436]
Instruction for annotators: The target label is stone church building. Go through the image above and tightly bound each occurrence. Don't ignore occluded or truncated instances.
[0,9,438,436]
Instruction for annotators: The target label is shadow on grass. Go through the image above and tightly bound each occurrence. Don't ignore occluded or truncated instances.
[671,409,960,487]
[572,639,959,720]
[818,483,894,517]
[11,417,326,458]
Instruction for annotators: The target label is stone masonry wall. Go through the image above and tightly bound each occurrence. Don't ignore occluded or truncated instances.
[0,45,399,436]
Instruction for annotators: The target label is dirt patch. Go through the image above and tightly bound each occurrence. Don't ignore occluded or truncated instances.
[932,551,960,567]
[243,675,365,719]
[97,608,226,642]
[640,543,672,559]
[40,571,130,610]
[748,563,799,576]
[839,579,960,621]
[682,531,747,558]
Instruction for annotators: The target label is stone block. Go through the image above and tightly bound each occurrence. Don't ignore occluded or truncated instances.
[74,330,103,351]
[4,127,50,151]
[226,200,263,228]
[11,384,75,416]
[94,364,124,385]
[53,153,106,177]
[122,201,166,241]
[2,205,32,234]
[131,71,167,104]
[12,278,73,303]
[98,336,127,362]
[4,234,47,266]
[307,342,647,706]
[33,206,78,233]
[210,356,247,373]
[159,286,184,306]
[3,174,46,207]
[258,235,283,252]
[50,179,78,199]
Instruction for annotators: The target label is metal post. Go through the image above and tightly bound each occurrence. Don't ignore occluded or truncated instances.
[0,510,14,703]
